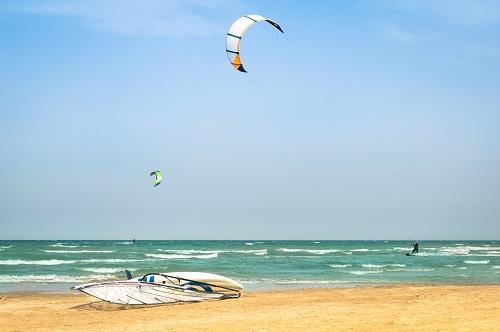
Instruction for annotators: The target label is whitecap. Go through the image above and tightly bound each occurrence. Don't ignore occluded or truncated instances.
[49,243,83,248]
[0,245,13,249]
[80,259,142,263]
[245,242,254,246]
[78,267,137,274]
[362,264,384,268]
[278,248,340,254]
[491,266,500,269]
[144,253,218,259]
[0,274,114,283]
[157,249,267,255]
[329,264,352,268]
[463,260,489,264]
[348,270,383,275]
[43,250,115,253]
[0,259,77,265]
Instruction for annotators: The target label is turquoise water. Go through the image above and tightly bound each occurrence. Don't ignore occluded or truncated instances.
[0,240,498,292]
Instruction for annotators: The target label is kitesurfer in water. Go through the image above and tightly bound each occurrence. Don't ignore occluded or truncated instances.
[411,241,419,254]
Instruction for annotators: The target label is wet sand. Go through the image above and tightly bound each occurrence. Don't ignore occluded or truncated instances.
[0,285,499,331]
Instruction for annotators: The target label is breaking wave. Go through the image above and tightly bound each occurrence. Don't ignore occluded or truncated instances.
[463,260,489,264]
[49,243,84,248]
[329,264,352,268]
[78,267,136,274]
[145,253,218,259]
[348,270,383,275]
[157,249,267,256]
[278,248,340,254]
[43,250,116,253]
[0,259,77,265]
[0,274,115,283]
[80,259,142,263]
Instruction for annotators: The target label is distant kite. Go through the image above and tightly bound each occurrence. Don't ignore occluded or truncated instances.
[150,171,163,187]
[226,15,284,73]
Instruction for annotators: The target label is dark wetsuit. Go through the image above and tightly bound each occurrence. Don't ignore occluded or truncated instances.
[411,242,419,254]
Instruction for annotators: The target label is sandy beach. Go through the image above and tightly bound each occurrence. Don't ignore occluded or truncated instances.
[0,285,498,331]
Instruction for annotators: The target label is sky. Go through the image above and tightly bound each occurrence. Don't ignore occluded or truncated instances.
[1,0,499,240]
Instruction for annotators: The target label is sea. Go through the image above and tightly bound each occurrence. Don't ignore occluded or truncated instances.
[0,240,498,292]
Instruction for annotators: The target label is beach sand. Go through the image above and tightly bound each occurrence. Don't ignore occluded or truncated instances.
[0,285,498,331]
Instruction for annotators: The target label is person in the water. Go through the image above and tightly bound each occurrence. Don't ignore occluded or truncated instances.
[411,241,419,254]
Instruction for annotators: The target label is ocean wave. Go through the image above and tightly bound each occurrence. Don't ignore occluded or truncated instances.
[313,241,321,244]
[0,274,114,283]
[361,264,407,268]
[348,270,383,275]
[245,242,254,246]
[80,259,142,263]
[278,248,340,254]
[0,245,13,249]
[49,243,85,248]
[406,268,434,272]
[157,249,267,256]
[144,253,218,259]
[329,264,352,268]
[463,260,489,264]
[0,259,77,265]
[444,264,456,267]
[393,247,410,251]
[116,242,133,245]
[492,266,500,269]
[458,267,467,270]
[78,267,137,274]
[42,250,116,253]
[361,264,384,268]
[350,249,380,252]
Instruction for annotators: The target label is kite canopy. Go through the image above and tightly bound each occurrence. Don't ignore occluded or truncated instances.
[226,14,284,73]
[150,171,163,187]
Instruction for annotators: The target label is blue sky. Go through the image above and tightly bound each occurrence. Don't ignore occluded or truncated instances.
[1,0,499,239]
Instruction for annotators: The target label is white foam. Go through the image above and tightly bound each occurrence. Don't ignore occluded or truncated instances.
[157,249,267,255]
[0,259,77,266]
[407,268,434,272]
[393,247,410,251]
[0,274,114,283]
[278,248,340,254]
[313,241,320,244]
[329,264,352,268]
[491,266,500,269]
[43,250,116,253]
[348,270,383,275]
[0,245,13,249]
[245,242,254,246]
[362,264,384,268]
[361,263,406,268]
[78,267,137,274]
[80,259,142,263]
[145,253,218,259]
[116,242,133,245]
[49,243,85,248]
[350,249,380,252]
[463,260,489,264]
[444,264,456,267]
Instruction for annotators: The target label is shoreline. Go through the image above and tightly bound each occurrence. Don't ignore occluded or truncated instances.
[1,284,499,331]
[1,280,499,294]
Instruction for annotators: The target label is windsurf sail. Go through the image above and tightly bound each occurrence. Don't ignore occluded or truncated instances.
[72,271,242,305]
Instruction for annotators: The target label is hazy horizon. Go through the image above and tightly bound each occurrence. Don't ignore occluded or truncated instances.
[1,1,500,240]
